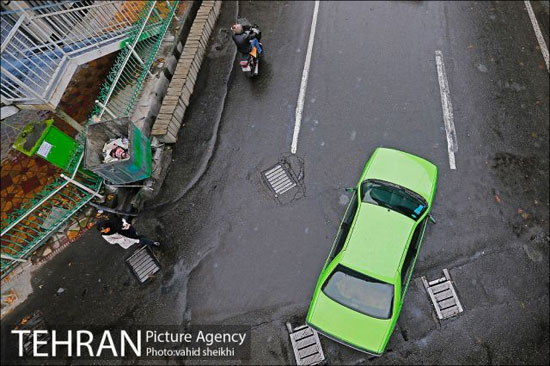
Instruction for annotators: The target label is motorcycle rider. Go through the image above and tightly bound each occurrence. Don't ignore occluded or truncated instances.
[231,23,262,56]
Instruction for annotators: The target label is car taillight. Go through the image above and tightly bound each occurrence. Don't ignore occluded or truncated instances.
[240,60,249,66]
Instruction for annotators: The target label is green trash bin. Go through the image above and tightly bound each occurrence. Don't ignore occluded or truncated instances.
[84,117,152,185]
[13,119,79,172]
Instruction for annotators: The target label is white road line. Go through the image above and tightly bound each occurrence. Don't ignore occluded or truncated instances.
[435,50,458,170]
[524,0,550,72]
[291,0,320,154]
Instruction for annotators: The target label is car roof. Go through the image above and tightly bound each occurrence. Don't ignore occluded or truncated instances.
[340,202,414,283]
[361,148,437,202]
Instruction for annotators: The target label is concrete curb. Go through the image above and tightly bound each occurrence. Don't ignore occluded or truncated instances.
[141,1,238,212]
[152,1,222,143]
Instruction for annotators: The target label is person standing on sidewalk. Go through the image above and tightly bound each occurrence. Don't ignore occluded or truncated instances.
[97,215,160,249]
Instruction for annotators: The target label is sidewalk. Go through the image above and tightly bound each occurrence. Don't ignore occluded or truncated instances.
[134,0,237,230]
[0,1,190,315]
[1,54,119,310]
[0,0,238,343]
[1,54,117,235]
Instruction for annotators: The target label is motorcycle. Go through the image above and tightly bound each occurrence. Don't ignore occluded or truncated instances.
[239,25,263,77]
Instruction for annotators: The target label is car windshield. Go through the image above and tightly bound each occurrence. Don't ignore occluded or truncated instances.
[322,265,394,319]
[361,179,427,220]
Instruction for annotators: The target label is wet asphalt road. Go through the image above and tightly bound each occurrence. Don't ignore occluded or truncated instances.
[179,1,549,363]
[2,1,548,365]
[160,0,549,363]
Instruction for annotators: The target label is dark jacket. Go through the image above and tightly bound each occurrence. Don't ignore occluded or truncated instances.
[232,25,255,54]
[106,215,139,239]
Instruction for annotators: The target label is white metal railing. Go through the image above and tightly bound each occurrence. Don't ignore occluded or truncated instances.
[1,1,158,107]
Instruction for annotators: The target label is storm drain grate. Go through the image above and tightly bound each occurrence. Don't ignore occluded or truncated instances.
[422,268,463,320]
[126,246,160,284]
[286,323,325,366]
[16,311,49,356]
[262,164,297,197]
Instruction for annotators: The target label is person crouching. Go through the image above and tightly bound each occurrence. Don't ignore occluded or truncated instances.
[97,216,160,249]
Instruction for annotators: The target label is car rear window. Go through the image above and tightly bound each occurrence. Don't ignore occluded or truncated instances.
[361,179,427,220]
[322,265,394,319]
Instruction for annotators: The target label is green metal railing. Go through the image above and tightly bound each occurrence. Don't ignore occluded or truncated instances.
[1,0,180,278]
[1,151,103,278]
[92,0,179,123]
[1,145,84,232]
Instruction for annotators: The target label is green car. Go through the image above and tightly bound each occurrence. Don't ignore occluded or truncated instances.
[306,147,437,356]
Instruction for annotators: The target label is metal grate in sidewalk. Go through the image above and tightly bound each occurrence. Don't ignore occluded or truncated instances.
[126,246,160,284]
[262,164,296,197]
[286,323,325,366]
[16,311,49,356]
[422,268,463,320]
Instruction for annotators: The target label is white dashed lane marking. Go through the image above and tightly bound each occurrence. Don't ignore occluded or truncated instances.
[435,50,458,170]
[291,0,320,154]
[524,0,549,72]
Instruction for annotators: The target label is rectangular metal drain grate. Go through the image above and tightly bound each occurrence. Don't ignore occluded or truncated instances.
[263,164,296,197]
[16,311,49,356]
[422,268,463,320]
[126,246,160,284]
[286,323,325,366]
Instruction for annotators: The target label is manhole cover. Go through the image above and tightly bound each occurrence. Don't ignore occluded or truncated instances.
[262,164,297,197]
[422,269,463,320]
[126,246,160,284]
[286,323,325,366]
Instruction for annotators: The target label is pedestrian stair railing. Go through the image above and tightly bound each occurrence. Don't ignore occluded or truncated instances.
[1,1,171,109]
[92,1,179,121]
[1,145,103,279]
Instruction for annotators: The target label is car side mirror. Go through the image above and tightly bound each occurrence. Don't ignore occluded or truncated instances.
[429,214,436,224]
[344,187,356,193]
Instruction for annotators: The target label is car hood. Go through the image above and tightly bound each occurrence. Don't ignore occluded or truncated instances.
[307,291,393,355]
[363,148,437,203]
